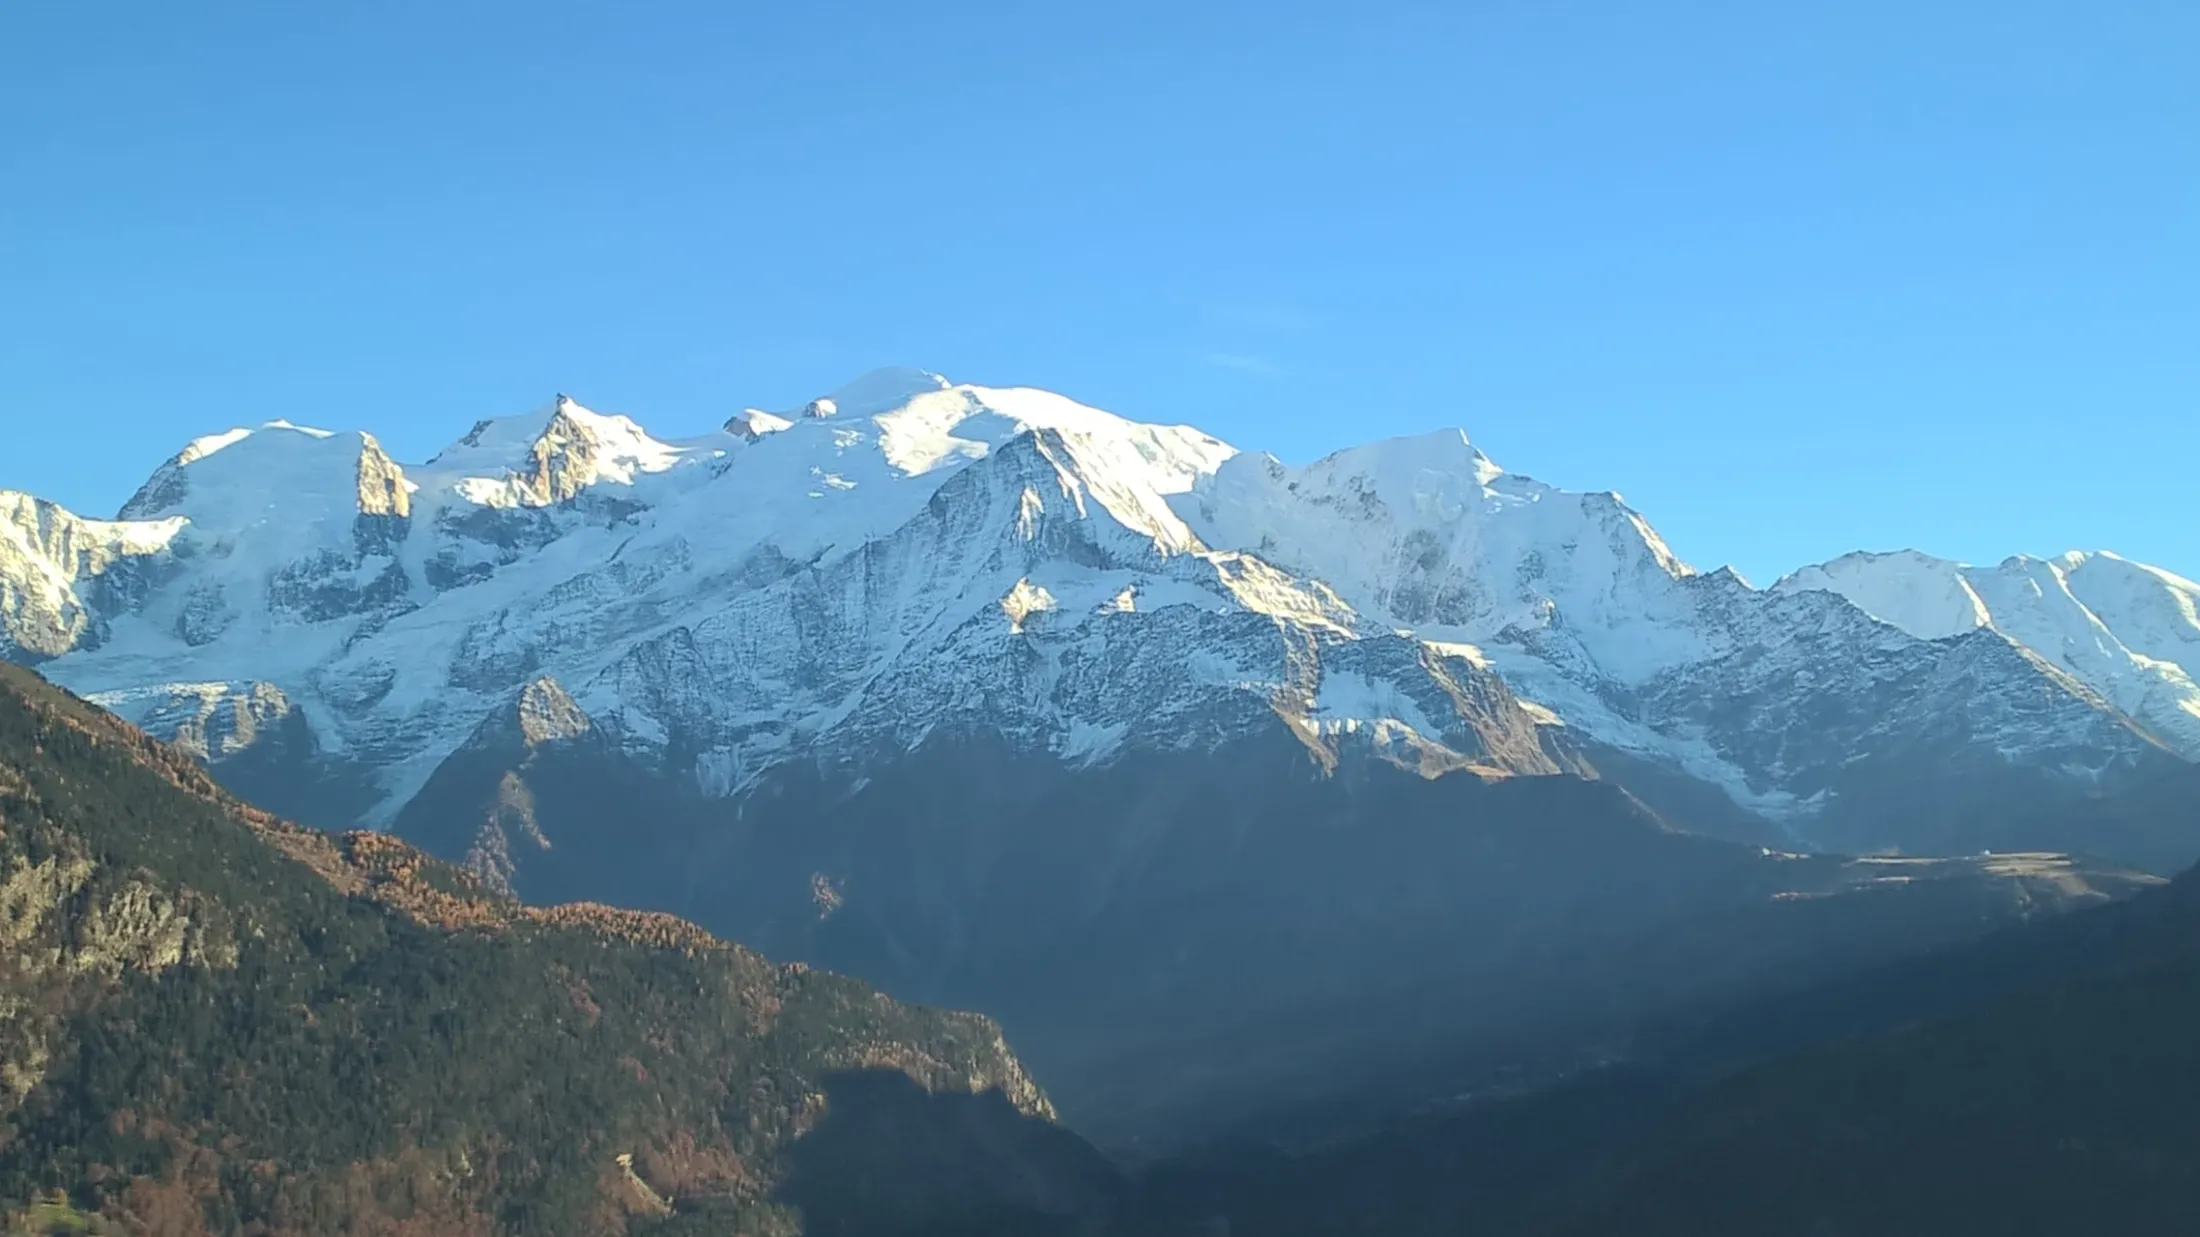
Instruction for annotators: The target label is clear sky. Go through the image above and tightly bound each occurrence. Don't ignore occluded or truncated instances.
[3,1,2194,585]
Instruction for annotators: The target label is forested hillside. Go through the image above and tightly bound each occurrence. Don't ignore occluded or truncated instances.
[0,664,1114,1236]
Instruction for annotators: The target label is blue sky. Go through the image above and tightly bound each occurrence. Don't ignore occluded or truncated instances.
[3,0,2194,584]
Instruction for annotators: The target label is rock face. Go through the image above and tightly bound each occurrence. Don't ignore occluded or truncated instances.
[0,662,1113,1236]
[0,492,182,661]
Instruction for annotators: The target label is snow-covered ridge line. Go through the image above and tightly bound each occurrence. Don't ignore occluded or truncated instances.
[1,366,2192,858]
[5,370,1300,803]
[1777,548,2200,754]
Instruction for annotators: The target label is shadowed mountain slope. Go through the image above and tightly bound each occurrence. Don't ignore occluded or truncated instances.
[1551,766,2200,1237]
[1118,766,2200,1236]
[395,703,2159,1148]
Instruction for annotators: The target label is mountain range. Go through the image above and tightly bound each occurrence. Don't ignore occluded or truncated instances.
[6,368,2193,852]
[4,368,2196,1139]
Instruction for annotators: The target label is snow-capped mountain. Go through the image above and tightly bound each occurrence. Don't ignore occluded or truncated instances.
[9,366,2192,1139]
[1777,549,2200,758]
[0,368,2189,865]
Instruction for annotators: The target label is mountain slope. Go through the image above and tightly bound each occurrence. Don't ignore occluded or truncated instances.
[1118,766,2200,1237]
[0,663,1114,1236]
[1176,435,2187,854]
[386,695,2160,1147]
[1555,768,2200,1237]
[0,491,182,662]
[1780,547,2200,757]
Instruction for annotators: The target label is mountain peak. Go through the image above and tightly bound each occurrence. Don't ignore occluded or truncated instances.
[1774,550,1991,640]
[725,407,796,440]
[421,395,689,507]
[1285,427,1507,493]
[118,421,345,520]
[515,675,593,746]
[1779,545,2200,755]
[819,366,955,418]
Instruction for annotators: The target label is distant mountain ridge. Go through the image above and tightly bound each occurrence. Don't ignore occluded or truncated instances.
[2,368,2191,863]
[1777,547,2200,757]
